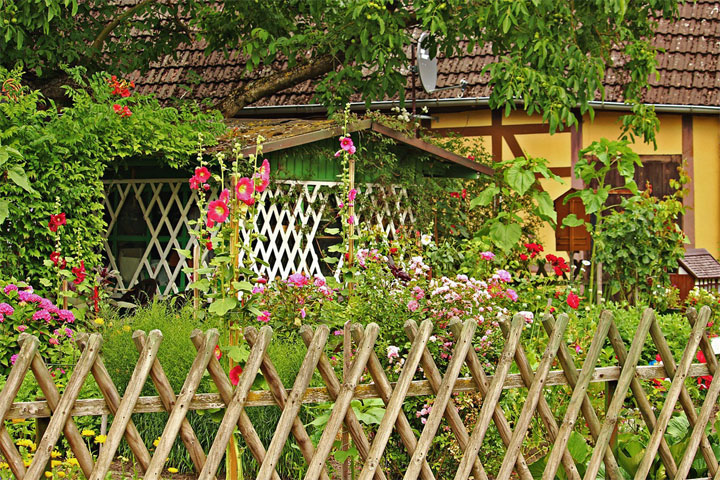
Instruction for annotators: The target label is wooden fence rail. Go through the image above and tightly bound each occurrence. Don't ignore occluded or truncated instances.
[0,307,718,480]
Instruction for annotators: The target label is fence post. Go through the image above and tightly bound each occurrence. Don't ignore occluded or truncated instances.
[605,380,618,457]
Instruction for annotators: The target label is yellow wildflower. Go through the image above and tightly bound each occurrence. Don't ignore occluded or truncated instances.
[66,458,79,467]
[81,429,95,437]
[94,435,107,444]
[168,467,179,473]
[94,318,104,326]
[0,462,8,469]
[57,472,66,478]
[153,437,160,447]
[51,460,62,468]
[16,439,36,451]
[44,472,52,478]
[50,451,61,459]
[123,325,131,332]
[23,460,31,467]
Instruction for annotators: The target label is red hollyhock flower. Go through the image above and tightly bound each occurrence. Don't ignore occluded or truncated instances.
[229,365,243,386]
[189,177,201,190]
[48,213,66,232]
[214,345,222,360]
[207,200,229,224]
[194,167,211,183]
[50,251,61,266]
[566,292,580,309]
[72,261,86,285]
[696,350,713,389]
[235,177,255,205]
[253,159,270,193]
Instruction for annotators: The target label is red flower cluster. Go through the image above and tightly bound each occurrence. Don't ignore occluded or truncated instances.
[72,261,86,285]
[190,166,211,190]
[546,254,570,276]
[524,243,543,258]
[696,350,713,389]
[113,104,132,117]
[566,292,580,309]
[449,189,467,200]
[48,213,66,232]
[108,75,134,97]
[49,251,67,269]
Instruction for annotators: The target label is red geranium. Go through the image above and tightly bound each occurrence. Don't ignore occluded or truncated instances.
[566,292,580,309]
[524,243,544,258]
[546,254,570,276]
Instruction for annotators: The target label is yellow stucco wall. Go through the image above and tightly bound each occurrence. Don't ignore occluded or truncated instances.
[432,109,720,258]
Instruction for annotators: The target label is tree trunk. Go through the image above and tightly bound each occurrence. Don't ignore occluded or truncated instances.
[217,53,341,118]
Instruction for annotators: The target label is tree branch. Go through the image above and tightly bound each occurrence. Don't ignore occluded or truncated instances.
[217,53,342,118]
[90,0,158,54]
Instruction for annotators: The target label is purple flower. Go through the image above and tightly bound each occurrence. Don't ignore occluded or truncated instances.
[3,284,18,294]
[58,310,75,323]
[480,251,495,261]
[333,330,343,336]
[299,308,306,319]
[506,289,519,302]
[10,354,18,366]
[65,328,73,338]
[496,269,512,283]
[252,285,265,294]
[39,299,59,314]
[0,303,14,316]
[32,309,51,322]
[19,291,42,303]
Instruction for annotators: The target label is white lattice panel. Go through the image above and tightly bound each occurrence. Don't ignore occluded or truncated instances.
[103,179,414,295]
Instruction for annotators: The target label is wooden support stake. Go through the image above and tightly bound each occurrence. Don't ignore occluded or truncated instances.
[193,243,200,317]
[342,321,351,480]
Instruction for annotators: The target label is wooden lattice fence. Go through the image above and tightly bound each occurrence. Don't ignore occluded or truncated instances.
[1,307,719,480]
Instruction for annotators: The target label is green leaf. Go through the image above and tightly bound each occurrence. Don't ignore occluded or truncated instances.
[7,166,36,194]
[188,278,211,292]
[490,221,522,252]
[567,431,591,464]
[333,446,358,463]
[562,213,585,228]
[225,344,249,363]
[469,185,498,209]
[504,164,535,196]
[175,248,191,258]
[208,296,237,316]
[533,190,557,223]
[0,200,8,225]
[231,281,253,292]
[324,227,340,235]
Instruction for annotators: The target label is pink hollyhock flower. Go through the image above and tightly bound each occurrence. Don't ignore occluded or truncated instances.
[0,303,14,316]
[10,354,17,366]
[194,167,211,183]
[48,338,60,346]
[58,310,75,323]
[334,150,343,157]
[480,251,495,261]
[257,310,271,323]
[348,188,357,204]
[17,325,27,332]
[253,159,271,193]
[229,365,243,386]
[348,145,356,155]
[506,289,519,302]
[33,309,51,322]
[72,261,86,285]
[347,215,356,225]
[287,273,309,287]
[235,177,255,205]
[251,285,265,294]
[340,137,354,152]
[566,292,580,309]
[3,284,18,294]
[207,200,229,224]
[189,177,201,190]
[407,299,419,312]
[219,188,231,203]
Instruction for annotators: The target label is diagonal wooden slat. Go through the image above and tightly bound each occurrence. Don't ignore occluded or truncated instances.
[89,330,163,480]
[496,313,572,480]
[304,323,380,480]
[635,306,710,479]
[606,313,678,476]
[541,313,622,480]
[131,331,206,473]
[406,319,492,480]
[353,322,435,480]
[688,307,719,376]
[199,326,273,480]
[298,325,388,480]
[357,319,433,480]
[254,325,330,480]
[542,311,614,480]
[649,306,719,478]
[190,329,282,480]
[245,326,333,480]
[25,334,102,480]
[446,318,534,480]
[583,308,655,480]
[405,320,479,480]
[0,335,39,479]
[146,328,220,480]
[453,314,524,480]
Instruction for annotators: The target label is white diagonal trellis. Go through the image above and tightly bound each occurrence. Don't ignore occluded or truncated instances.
[103,179,414,295]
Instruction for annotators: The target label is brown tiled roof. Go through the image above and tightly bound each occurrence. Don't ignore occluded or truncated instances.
[679,248,720,279]
[128,0,720,108]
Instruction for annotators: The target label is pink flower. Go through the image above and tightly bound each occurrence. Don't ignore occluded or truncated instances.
[252,285,265,294]
[0,303,14,316]
[480,251,495,261]
[0,314,3,323]
[214,345,222,360]
[257,310,271,323]
[19,292,41,303]
[17,325,27,332]
[3,284,18,294]
[413,286,425,300]
[333,330,343,336]
[58,310,75,323]
[65,328,73,338]
[407,299,419,312]
[340,137,354,152]
[219,188,231,204]
[235,177,255,205]
[33,310,51,322]
[574,344,582,354]
[314,276,326,287]
[194,167,211,183]
[229,365,243,386]
[348,145,356,155]
[387,346,400,360]
[348,188,357,203]
[334,150,343,157]
[189,177,201,190]
[48,338,59,346]
[253,159,271,193]
[287,273,309,287]
[506,289,519,302]
[207,200,229,224]
[10,354,18,366]
[496,269,511,283]
[299,308,306,319]
[347,215,356,225]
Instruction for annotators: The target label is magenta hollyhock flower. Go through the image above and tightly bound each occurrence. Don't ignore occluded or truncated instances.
[506,289,519,302]
[219,188,231,204]
[33,309,51,322]
[58,310,75,323]
[287,273,309,287]
[0,303,14,316]
[257,311,271,323]
[229,365,243,386]
[3,284,18,294]
[10,354,17,366]
[348,188,357,204]
[253,159,270,193]
[207,200,229,224]
[235,177,255,205]
[340,137,354,152]
[407,299,419,312]
[189,176,201,190]
[194,166,211,183]
[347,215,356,225]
